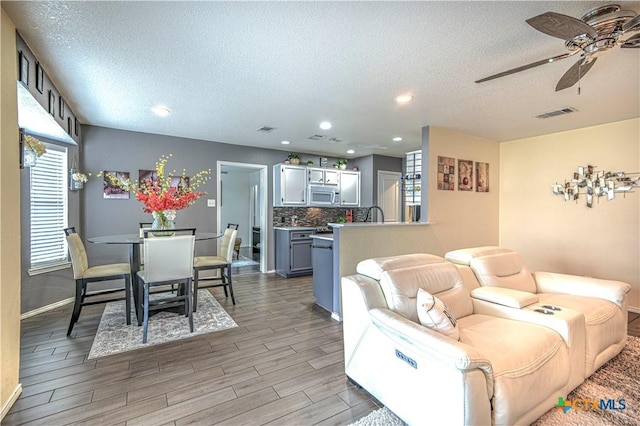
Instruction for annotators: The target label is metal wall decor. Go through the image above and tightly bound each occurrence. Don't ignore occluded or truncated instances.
[551,165,639,208]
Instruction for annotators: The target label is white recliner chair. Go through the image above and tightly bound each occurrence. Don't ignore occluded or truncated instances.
[445,246,631,377]
[342,253,579,426]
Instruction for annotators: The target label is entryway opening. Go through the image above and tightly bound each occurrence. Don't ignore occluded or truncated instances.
[217,161,268,273]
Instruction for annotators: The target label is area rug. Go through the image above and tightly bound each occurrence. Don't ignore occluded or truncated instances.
[232,256,259,267]
[88,290,237,359]
[349,336,640,426]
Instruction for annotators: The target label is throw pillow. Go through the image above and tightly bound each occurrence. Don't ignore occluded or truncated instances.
[417,288,460,340]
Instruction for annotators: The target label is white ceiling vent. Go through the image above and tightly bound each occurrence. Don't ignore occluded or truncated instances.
[307,134,325,140]
[535,107,578,119]
[353,143,388,150]
[256,125,276,133]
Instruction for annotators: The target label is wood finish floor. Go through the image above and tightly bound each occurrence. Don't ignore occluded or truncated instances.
[7,271,640,426]
[6,271,379,426]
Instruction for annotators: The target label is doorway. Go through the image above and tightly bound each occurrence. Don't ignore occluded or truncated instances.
[377,170,402,223]
[217,161,268,273]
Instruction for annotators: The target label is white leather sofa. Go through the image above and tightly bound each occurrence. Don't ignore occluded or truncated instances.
[445,246,631,377]
[341,253,587,425]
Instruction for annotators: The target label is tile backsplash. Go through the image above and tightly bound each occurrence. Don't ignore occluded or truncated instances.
[273,207,369,227]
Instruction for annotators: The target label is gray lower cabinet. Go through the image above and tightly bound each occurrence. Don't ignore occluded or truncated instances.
[275,228,314,277]
[312,236,333,312]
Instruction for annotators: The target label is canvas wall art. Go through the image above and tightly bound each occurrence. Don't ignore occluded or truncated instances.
[458,159,473,191]
[437,156,455,191]
[476,162,489,192]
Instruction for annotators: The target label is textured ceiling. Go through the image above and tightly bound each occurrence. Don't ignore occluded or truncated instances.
[4,1,640,159]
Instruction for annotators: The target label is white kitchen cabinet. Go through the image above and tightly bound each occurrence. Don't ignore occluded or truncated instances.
[339,170,360,206]
[307,167,340,186]
[274,164,307,206]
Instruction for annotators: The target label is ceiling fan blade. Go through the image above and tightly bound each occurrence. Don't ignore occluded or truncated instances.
[527,12,598,40]
[622,14,640,32]
[555,57,597,91]
[621,34,640,48]
[475,52,573,84]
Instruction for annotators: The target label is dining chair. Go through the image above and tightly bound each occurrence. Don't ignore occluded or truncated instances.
[64,227,132,336]
[193,227,237,310]
[136,228,196,343]
[139,222,153,237]
[226,223,241,259]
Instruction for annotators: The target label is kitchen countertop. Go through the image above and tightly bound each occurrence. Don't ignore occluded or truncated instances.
[328,221,430,228]
[273,226,316,231]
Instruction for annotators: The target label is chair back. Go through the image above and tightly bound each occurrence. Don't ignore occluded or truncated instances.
[142,228,196,238]
[226,223,239,230]
[219,228,238,262]
[139,222,153,238]
[66,233,89,279]
[143,234,195,283]
[357,254,474,323]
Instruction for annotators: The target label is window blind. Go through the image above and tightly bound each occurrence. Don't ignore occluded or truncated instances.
[29,145,68,273]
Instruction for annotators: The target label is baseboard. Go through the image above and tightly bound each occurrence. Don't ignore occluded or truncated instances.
[20,297,74,320]
[629,306,640,314]
[1,383,22,422]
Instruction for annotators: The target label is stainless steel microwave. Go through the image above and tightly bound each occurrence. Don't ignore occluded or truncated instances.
[308,185,339,206]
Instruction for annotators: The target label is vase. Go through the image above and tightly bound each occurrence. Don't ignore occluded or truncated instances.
[151,210,176,236]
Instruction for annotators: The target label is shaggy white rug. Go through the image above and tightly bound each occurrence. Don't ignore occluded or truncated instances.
[88,289,237,359]
[349,336,640,426]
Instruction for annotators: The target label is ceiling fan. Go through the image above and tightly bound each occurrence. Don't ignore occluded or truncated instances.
[476,4,640,91]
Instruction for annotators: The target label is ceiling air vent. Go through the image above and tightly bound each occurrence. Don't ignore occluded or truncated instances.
[535,107,578,119]
[307,134,325,140]
[256,125,276,133]
[328,137,343,143]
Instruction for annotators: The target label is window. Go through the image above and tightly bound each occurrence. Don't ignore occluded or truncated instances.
[29,143,68,274]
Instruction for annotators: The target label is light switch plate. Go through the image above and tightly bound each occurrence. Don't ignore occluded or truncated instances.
[207,199,216,207]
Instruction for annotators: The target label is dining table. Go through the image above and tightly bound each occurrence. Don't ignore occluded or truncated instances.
[88,232,221,324]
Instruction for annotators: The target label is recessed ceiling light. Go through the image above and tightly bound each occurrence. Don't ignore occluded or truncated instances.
[319,121,332,130]
[151,105,171,117]
[393,137,403,142]
[346,149,355,154]
[395,94,413,104]
[281,140,290,145]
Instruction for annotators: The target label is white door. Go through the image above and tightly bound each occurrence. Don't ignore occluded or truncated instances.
[377,171,402,223]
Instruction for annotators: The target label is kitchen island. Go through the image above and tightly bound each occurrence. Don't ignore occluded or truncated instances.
[311,233,335,316]
[328,221,435,320]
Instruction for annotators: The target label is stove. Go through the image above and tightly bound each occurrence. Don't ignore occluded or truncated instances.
[314,226,333,234]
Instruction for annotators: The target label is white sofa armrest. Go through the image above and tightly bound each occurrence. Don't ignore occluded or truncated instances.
[471,286,538,308]
[533,271,631,307]
[368,308,494,398]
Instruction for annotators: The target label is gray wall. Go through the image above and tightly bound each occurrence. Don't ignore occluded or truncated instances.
[81,126,288,267]
[356,154,403,207]
[220,170,251,246]
[81,125,356,271]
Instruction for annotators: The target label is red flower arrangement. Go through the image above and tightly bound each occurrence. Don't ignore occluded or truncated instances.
[134,154,211,214]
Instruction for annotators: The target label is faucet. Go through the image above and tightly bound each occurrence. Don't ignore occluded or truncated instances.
[364,206,385,223]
